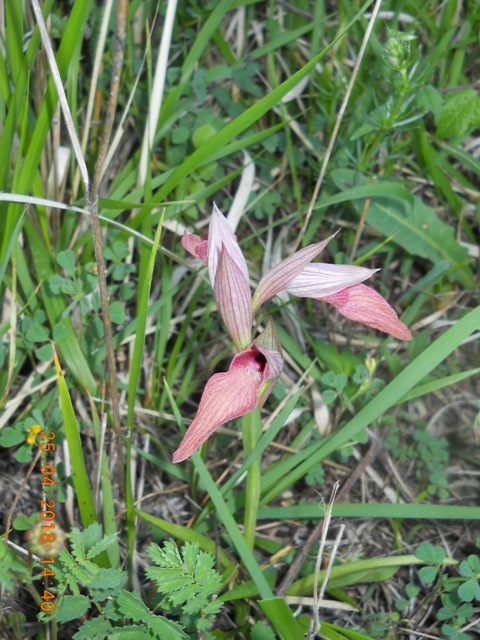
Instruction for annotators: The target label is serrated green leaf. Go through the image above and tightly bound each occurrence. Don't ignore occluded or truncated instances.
[437,89,480,139]
[55,595,90,623]
[157,575,192,593]
[181,541,199,574]
[0,541,31,589]
[148,616,185,640]
[147,540,182,568]
[85,533,120,560]
[251,620,276,640]
[114,591,185,639]
[86,568,127,594]
[198,571,222,595]
[109,628,153,640]
[79,522,103,555]
[114,590,150,620]
[169,584,202,607]
[72,616,112,640]
[146,566,185,583]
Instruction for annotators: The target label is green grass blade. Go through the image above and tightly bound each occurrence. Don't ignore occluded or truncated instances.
[131,1,372,225]
[258,503,480,521]
[260,305,480,505]
[127,212,164,425]
[52,347,97,530]
[0,211,25,286]
[258,598,306,639]
[397,367,480,404]
[192,454,274,600]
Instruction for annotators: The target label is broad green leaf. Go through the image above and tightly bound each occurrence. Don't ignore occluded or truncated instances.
[25,324,49,342]
[416,85,444,122]
[56,249,76,278]
[418,566,438,584]
[109,301,125,325]
[0,427,25,447]
[331,169,473,288]
[416,541,446,565]
[437,89,480,139]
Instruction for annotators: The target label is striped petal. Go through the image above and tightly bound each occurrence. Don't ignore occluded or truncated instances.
[214,244,252,350]
[207,203,249,288]
[252,233,337,313]
[173,345,282,463]
[286,263,378,298]
[323,284,412,340]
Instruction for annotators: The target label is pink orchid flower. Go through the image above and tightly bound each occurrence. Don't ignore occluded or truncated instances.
[173,204,411,462]
[173,322,283,463]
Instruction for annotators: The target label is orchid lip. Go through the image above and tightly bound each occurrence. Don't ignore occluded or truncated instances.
[172,343,283,463]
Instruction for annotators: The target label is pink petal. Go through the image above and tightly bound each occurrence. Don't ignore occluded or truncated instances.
[214,244,252,350]
[181,232,208,263]
[252,233,337,313]
[287,263,378,298]
[207,203,249,288]
[173,347,274,463]
[322,284,412,341]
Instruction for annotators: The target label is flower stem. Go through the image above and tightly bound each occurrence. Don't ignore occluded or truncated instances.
[242,408,262,550]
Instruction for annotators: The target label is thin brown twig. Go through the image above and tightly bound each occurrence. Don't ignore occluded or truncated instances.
[86,0,129,484]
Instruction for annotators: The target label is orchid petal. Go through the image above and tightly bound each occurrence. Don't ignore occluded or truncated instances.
[181,232,208,263]
[254,317,282,353]
[254,343,284,382]
[173,345,281,463]
[252,233,337,313]
[207,203,249,288]
[254,326,284,406]
[286,263,378,298]
[322,284,412,340]
[214,244,253,350]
